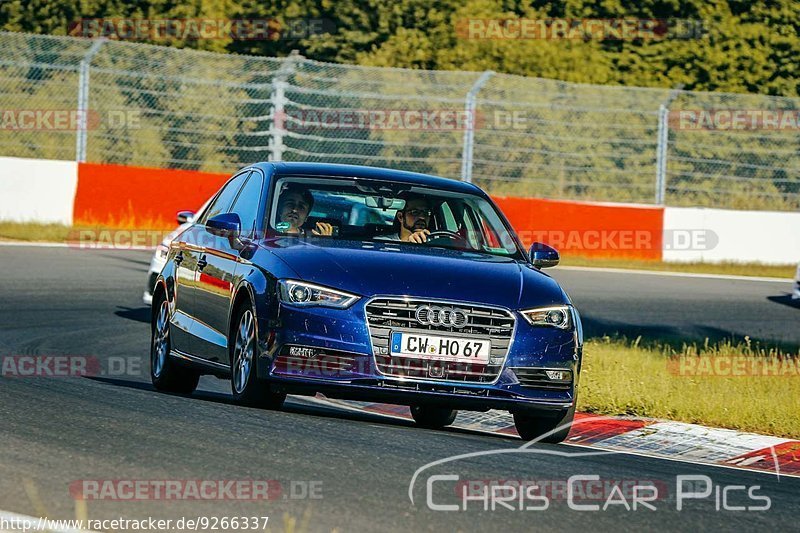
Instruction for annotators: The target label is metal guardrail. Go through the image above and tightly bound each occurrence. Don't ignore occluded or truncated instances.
[1,31,799,210]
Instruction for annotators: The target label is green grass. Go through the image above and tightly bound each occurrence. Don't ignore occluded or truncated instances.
[561,255,795,279]
[0,221,170,246]
[579,337,800,439]
[0,221,72,242]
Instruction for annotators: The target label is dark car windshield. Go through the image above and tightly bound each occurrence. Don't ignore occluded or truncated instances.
[267,176,523,258]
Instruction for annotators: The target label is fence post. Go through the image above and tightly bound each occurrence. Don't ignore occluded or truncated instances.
[655,104,668,204]
[269,51,301,162]
[460,70,494,183]
[269,80,287,162]
[75,39,105,163]
[654,84,684,204]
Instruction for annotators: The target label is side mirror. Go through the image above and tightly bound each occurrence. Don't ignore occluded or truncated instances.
[206,213,241,238]
[530,242,559,269]
[176,210,195,224]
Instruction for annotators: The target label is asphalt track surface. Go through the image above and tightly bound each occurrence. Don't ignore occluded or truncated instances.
[554,266,800,349]
[0,245,798,532]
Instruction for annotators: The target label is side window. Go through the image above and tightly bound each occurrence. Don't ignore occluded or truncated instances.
[198,171,249,224]
[229,172,264,236]
[438,201,459,232]
[461,204,486,249]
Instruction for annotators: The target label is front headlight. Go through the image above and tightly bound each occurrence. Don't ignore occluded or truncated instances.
[278,280,360,309]
[520,305,572,329]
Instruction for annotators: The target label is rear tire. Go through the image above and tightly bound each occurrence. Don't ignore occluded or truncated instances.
[150,294,199,394]
[230,301,286,409]
[513,402,576,443]
[410,405,457,429]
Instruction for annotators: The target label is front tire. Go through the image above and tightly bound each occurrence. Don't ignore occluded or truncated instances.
[513,402,576,443]
[150,295,199,394]
[230,302,285,409]
[410,405,457,429]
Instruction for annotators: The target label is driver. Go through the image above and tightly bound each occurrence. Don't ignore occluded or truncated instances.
[387,193,433,244]
[276,184,333,236]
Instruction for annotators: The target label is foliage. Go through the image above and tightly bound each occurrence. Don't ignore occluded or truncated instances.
[2,0,799,97]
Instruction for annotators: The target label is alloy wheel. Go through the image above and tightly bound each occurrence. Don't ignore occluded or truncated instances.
[152,299,169,378]
[232,309,255,394]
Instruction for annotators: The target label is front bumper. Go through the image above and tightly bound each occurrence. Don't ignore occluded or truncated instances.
[255,299,581,415]
[269,377,573,415]
[143,253,167,305]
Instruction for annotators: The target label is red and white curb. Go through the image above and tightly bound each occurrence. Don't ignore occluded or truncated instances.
[305,396,800,477]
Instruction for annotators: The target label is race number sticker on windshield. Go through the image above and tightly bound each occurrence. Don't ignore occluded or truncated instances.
[390,332,490,363]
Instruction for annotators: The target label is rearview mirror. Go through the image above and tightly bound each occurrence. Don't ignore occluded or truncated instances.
[206,213,241,238]
[529,242,559,269]
[365,196,402,209]
[176,210,195,224]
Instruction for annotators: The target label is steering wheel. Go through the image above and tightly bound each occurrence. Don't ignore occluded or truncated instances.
[425,230,466,244]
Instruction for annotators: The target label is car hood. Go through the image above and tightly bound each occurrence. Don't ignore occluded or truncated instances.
[260,238,566,309]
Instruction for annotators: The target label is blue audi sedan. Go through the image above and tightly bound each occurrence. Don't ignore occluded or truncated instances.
[150,162,582,442]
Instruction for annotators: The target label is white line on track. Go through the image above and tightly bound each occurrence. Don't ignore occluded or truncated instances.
[557,265,793,283]
[0,241,155,251]
[0,241,70,248]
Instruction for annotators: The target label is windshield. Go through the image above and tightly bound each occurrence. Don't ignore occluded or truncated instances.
[267,176,523,258]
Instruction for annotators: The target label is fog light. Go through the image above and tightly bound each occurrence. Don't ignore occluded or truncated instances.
[545,370,571,381]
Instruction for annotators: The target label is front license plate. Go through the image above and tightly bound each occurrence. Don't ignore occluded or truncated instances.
[390,332,490,363]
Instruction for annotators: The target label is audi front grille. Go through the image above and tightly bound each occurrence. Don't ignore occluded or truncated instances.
[365,298,515,383]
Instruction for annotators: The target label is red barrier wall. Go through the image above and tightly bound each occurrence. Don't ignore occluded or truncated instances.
[72,164,663,259]
[492,196,664,260]
[73,163,228,228]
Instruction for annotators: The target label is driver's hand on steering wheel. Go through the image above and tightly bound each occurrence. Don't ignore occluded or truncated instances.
[406,229,430,244]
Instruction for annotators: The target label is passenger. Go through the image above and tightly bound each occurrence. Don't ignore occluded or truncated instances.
[276,185,333,236]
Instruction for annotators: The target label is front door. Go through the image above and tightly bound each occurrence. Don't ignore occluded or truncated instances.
[191,170,264,365]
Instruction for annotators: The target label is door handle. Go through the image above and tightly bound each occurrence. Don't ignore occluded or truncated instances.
[197,255,208,270]
[174,251,184,265]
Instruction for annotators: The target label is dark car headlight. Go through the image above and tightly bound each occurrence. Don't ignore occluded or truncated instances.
[278,280,360,309]
[520,305,572,329]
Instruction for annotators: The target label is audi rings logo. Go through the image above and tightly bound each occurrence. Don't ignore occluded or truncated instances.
[415,305,468,328]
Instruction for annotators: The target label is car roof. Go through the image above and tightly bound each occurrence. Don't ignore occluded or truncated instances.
[250,162,484,196]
